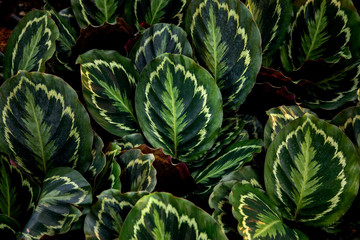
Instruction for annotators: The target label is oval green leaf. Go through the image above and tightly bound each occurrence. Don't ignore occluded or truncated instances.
[265,114,360,226]
[20,167,92,240]
[0,71,93,181]
[3,10,59,80]
[119,192,228,240]
[130,23,193,73]
[84,189,147,240]
[332,106,360,148]
[229,183,308,240]
[185,0,262,111]
[135,53,223,162]
[71,0,125,28]
[77,49,140,137]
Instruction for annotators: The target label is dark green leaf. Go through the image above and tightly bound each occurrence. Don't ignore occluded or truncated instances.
[20,167,92,239]
[0,71,93,181]
[119,192,228,240]
[185,0,262,111]
[3,10,59,80]
[130,23,193,73]
[77,49,140,137]
[0,52,3,82]
[0,214,20,240]
[135,53,223,162]
[265,114,360,226]
[113,133,146,151]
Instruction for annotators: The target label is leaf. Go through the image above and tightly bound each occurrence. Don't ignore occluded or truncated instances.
[0,52,3,82]
[3,10,59,80]
[134,0,187,29]
[0,154,38,226]
[77,49,140,137]
[264,105,317,149]
[116,149,157,192]
[84,189,147,240]
[0,214,20,240]
[135,53,223,162]
[193,139,263,192]
[229,183,308,239]
[70,0,125,28]
[119,192,228,240]
[209,166,262,233]
[246,0,293,61]
[113,133,146,151]
[130,23,193,73]
[185,0,262,111]
[331,106,360,148]
[286,0,352,70]
[20,167,92,240]
[264,114,360,226]
[0,71,93,182]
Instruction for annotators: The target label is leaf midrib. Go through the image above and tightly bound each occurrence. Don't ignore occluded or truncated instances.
[149,0,165,25]
[253,219,282,238]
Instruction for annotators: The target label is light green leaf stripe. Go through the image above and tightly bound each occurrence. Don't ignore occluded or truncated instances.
[3,10,59,80]
[265,114,360,226]
[135,54,222,162]
[119,192,227,240]
[77,49,139,137]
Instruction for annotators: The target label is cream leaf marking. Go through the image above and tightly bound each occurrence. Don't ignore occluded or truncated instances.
[0,224,16,233]
[273,117,347,221]
[11,14,52,77]
[131,197,210,240]
[78,0,91,26]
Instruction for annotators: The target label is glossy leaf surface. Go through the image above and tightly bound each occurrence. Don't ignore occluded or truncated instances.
[265,114,360,226]
[185,0,262,111]
[0,72,93,181]
[130,23,193,73]
[77,49,139,137]
[119,192,228,240]
[3,10,59,80]
[332,106,360,148]
[135,54,223,162]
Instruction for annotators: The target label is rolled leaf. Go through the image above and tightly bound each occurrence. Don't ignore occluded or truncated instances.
[116,149,157,192]
[71,0,125,28]
[84,132,106,186]
[0,215,20,240]
[246,0,293,61]
[20,167,92,239]
[0,71,93,181]
[264,105,316,148]
[119,192,228,240]
[84,189,147,240]
[265,114,360,226]
[229,183,308,239]
[209,166,261,233]
[3,10,59,80]
[286,0,352,70]
[185,0,262,111]
[77,49,140,137]
[134,0,187,29]
[135,53,223,162]
[0,154,37,226]
[130,23,193,73]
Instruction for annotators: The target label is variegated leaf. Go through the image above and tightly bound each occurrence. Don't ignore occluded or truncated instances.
[209,166,262,233]
[332,106,360,148]
[229,183,308,240]
[265,114,360,226]
[0,71,93,181]
[20,167,92,240]
[130,23,193,73]
[0,154,38,226]
[3,10,59,80]
[246,0,293,62]
[193,139,262,193]
[264,105,317,148]
[77,49,140,137]
[0,214,20,240]
[116,149,157,192]
[84,189,148,240]
[286,0,352,70]
[119,192,228,240]
[135,53,223,162]
[71,0,125,28]
[134,0,187,29]
[185,0,262,111]
[113,133,145,151]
